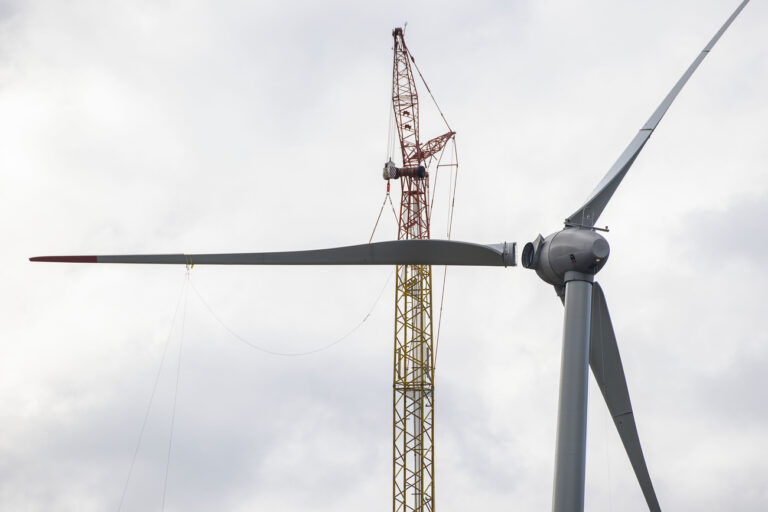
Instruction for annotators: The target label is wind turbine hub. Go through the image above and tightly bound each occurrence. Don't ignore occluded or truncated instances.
[521,228,609,285]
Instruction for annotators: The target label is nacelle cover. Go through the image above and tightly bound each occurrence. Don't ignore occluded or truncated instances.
[524,228,609,285]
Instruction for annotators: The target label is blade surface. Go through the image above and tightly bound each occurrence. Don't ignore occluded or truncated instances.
[567,0,749,228]
[590,282,661,512]
[31,239,515,267]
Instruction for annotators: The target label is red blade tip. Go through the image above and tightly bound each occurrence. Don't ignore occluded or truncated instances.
[30,256,98,263]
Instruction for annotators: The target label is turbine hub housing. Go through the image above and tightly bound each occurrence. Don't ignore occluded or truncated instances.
[521,228,609,285]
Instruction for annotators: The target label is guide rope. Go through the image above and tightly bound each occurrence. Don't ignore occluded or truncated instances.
[161,270,189,511]
[116,275,188,512]
[189,269,394,357]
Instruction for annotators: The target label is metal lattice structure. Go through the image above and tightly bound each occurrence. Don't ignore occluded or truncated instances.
[390,27,455,512]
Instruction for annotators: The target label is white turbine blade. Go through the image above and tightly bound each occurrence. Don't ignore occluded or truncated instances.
[567,0,750,228]
[30,239,516,267]
[590,282,661,512]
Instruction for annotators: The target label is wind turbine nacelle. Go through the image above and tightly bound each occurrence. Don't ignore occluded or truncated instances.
[521,228,609,285]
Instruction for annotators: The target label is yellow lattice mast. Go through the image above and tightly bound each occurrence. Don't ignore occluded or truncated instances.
[385,27,456,512]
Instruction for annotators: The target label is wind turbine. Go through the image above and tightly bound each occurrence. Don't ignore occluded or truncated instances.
[31,1,751,511]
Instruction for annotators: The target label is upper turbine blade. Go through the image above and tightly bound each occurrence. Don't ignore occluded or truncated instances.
[567,0,750,228]
[590,282,661,512]
[30,239,516,267]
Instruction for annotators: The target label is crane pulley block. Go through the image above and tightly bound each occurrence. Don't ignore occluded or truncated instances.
[383,160,427,180]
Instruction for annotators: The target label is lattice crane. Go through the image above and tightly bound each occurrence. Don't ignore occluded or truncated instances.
[384,27,456,512]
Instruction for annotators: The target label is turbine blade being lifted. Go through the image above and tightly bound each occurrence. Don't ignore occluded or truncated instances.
[567,0,750,228]
[590,282,661,512]
[30,239,516,267]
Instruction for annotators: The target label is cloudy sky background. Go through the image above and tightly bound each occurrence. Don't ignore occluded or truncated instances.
[1,0,767,510]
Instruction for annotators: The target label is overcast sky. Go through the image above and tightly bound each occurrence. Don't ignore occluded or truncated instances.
[1,0,767,511]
